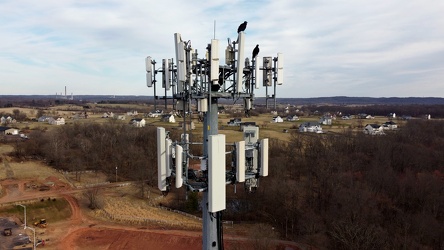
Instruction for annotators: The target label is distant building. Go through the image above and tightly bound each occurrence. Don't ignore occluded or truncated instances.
[364,124,384,135]
[130,118,146,127]
[299,122,322,133]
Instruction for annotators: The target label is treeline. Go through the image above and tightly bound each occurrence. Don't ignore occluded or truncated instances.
[231,119,443,249]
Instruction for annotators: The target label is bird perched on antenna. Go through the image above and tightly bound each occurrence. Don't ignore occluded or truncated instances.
[237,21,248,33]
[252,44,260,60]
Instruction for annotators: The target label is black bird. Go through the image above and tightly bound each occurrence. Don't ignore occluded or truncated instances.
[237,21,248,33]
[252,44,260,59]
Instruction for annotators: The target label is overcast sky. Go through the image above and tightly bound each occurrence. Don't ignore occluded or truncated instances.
[1,0,444,98]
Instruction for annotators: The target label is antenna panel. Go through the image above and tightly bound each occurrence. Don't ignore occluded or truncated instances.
[277,53,284,85]
[166,138,172,177]
[260,138,269,176]
[162,59,171,90]
[175,145,183,188]
[236,32,245,93]
[254,57,261,89]
[145,56,153,87]
[211,39,220,82]
[263,57,272,86]
[157,127,167,191]
[236,141,245,182]
[208,134,226,212]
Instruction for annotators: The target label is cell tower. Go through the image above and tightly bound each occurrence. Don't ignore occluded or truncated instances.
[146,24,283,250]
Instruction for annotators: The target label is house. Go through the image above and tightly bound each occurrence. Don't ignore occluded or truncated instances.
[342,115,352,120]
[382,121,397,130]
[161,114,175,123]
[357,113,373,119]
[48,117,65,125]
[1,116,16,124]
[114,114,126,120]
[102,112,114,118]
[179,121,195,130]
[387,113,396,119]
[147,110,163,118]
[401,115,412,120]
[127,111,138,116]
[272,116,283,123]
[286,115,299,121]
[319,115,333,125]
[299,122,323,133]
[0,126,19,135]
[130,118,146,127]
[227,118,242,126]
[38,116,50,123]
[364,124,384,135]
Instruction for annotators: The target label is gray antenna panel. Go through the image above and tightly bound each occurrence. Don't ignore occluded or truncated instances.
[211,39,220,82]
[198,98,208,112]
[260,138,269,176]
[162,59,171,90]
[145,56,153,87]
[236,32,245,93]
[236,141,245,182]
[157,127,167,191]
[277,53,284,85]
[208,134,226,212]
[166,138,172,177]
[175,145,183,188]
[263,57,272,86]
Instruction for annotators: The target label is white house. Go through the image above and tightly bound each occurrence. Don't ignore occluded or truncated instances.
[0,126,19,135]
[286,115,299,121]
[272,116,284,123]
[319,115,333,125]
[147,110,163,118]
[127,110,138,116]
[382,121,397,130]
[299,122,323,133]
[161,114,175,123]
[48,117,65,125]
[130,118,146,127]
[364,124,384,135]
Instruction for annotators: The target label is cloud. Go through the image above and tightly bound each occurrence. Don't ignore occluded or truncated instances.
[0,0,443,98]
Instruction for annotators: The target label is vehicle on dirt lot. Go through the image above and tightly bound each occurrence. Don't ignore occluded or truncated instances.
[3,228,12,236]
[34,219,47,228]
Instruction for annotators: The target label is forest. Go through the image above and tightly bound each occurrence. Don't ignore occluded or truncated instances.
[10,119,444,249]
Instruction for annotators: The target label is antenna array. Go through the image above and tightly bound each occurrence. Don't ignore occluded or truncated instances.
[146,27,283,250]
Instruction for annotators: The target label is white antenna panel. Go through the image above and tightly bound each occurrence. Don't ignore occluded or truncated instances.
[211,39,219,82]
[175,145,183,188]
[198,98,208,112]
[236,32,245,93]
[208,134,226,212]
[236,141,245,182]
[145,56,152,72]
[254,58,261,89]
[166,138,172,177]
[277,53,284,85]
[157,127,167,191]
[177,41,186,85]
[260,138,269,177]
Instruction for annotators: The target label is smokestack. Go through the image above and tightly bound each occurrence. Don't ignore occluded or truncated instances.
[65,86,67,97]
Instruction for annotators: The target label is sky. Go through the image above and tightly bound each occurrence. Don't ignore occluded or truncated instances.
[1,0,444,98]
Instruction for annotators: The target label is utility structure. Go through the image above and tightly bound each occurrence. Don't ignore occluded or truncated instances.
[146,25,283,250]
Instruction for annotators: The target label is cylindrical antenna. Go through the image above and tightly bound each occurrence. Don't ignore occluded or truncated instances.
[213,20,216,39]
